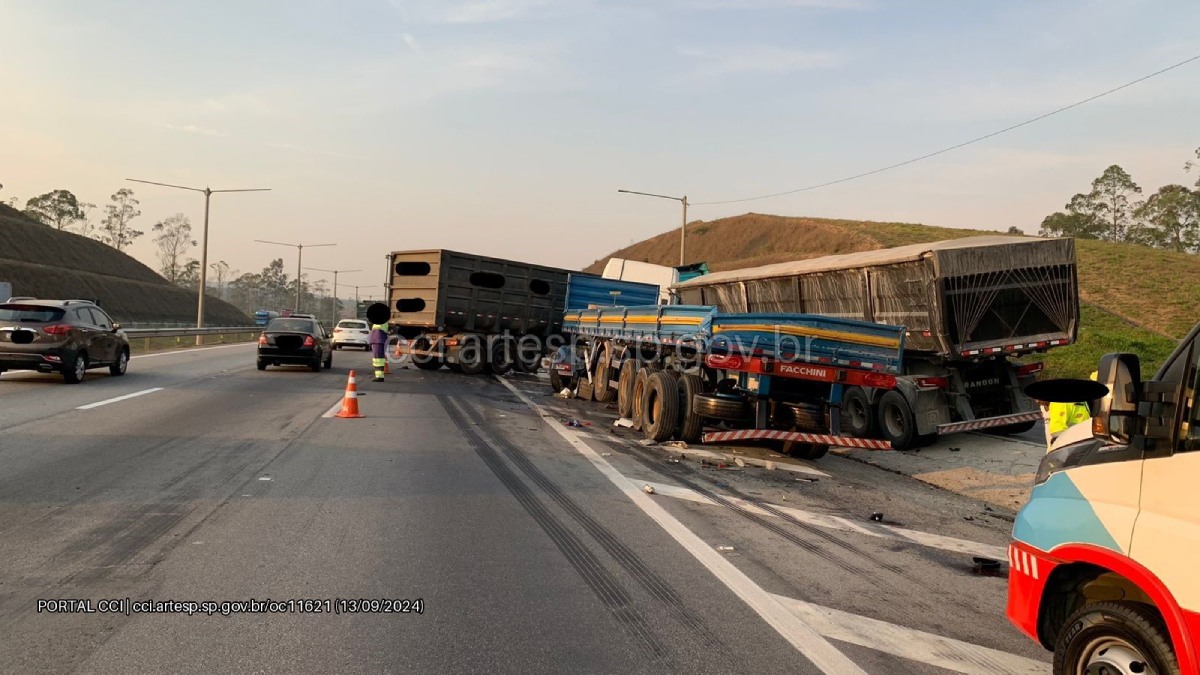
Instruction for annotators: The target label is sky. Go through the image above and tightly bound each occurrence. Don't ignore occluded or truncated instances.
[1,0,1198,299]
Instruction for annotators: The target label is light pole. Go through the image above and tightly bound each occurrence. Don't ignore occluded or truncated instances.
[127,178,270,345]
[618,189,689,266]
[254,240,336,313]
[306,267,359,327]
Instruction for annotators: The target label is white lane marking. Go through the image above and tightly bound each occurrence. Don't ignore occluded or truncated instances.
[642,480,1008,561]
[321,398,345,418]
[76,387,165,410]
[131,343,255,360]
[496,376,866,675]
[770,593,1046,675]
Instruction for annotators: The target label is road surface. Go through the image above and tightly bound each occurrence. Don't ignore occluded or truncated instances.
[0,344,1051,673]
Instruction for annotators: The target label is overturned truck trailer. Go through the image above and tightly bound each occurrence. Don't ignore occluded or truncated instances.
[673,236,1079,448]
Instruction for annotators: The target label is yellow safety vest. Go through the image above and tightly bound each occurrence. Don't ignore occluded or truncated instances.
[1048,401,1090,435]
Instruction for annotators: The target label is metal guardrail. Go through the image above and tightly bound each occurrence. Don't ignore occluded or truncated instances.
[123,326,260,339]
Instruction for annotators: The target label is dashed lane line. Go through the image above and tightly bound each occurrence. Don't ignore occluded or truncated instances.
[76,387,165,410]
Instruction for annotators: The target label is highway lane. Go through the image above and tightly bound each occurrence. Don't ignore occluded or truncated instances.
[0,346,1051,673]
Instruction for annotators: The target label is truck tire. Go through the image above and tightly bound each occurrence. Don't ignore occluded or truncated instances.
[489,339,514,376]
[617,359,637,418]
[631,367,652,431]
[782,442,829,460]
[515,338,541,374]
[412,338,443,371]
[692,392,751,422]
[642,370,680,442]
[1054,601,1180,675]
[775,401,825,431]
[592,341,616,403]
[877,390,917,450]
[459,336,487,375]
[841,386,875,437]
[677,373,705,443]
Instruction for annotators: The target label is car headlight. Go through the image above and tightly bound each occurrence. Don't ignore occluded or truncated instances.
[1034,438,1103,485]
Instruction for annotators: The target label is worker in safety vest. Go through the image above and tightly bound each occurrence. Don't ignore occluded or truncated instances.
[368,322,389,382]
[1046,370,1098,437]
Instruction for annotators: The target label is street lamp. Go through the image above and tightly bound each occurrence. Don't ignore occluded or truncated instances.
[254,240,336,313]
[618,189,689,266]
[305,267,359,327]
[127,178,270,345]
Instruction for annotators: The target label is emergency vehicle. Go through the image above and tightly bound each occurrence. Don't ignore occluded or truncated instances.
[1007,320,1200,674]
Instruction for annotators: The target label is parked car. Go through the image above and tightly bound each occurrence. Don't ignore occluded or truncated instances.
[257,317,332,372]
[332,319,370,350]
[0,298,130,383]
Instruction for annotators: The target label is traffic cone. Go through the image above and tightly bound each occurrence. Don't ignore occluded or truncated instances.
[384,360,391,374]
[335,370,364,418]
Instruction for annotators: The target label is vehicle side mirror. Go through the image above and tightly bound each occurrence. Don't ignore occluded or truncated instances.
[1093,353,1141,444]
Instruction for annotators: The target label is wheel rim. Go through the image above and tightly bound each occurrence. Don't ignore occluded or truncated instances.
[75,357,86,379]
[118,353,127,373]
[847,398,867,430]
[883,402,905,437]
[1077,636,1156,675]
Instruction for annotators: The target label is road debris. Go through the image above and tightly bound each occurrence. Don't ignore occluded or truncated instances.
[972,557,1002,576]
[639,439,659,446]
[642,484,655,494]
[734,457,746,467]
[664,441,688,449]
[613,418,634,428]
[950,447,961,452]
[564,419,592,427]
[555,388,573,398]
[716,545,735,552]
[869,512,884,522]
[601,453,612,457]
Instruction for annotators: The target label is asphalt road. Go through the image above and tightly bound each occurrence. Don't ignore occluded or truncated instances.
[0,345,1052,674]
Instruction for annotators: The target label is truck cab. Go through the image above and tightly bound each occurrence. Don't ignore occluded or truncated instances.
[1007,320,1200,674]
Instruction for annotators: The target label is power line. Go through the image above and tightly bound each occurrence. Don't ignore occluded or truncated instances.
[693,52,1200,206]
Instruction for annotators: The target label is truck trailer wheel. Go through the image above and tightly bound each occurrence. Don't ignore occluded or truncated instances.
[617,360,637,418]
[642,371,680,442]
[677,373,705,443]
[412,338,444,371]
[841,387,875,437]
[489,339,514,376]
[692,393,752,423]
[1054,601,1179,675]
[592,342,616,403]
[631,367,652,431]
[877,390,916,450]
[514,338,541,374]
[458,336,487,375]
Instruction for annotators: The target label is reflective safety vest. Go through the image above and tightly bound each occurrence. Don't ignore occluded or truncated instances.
[368,323,388,345]
[1048,401,1090,435]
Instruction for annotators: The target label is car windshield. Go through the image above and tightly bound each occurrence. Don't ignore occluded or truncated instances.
[0,305,65,322]
[337,321,367,329]
[266,318,316,333]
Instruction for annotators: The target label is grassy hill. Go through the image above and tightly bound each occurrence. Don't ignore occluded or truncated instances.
[588,213,1193,378]
[0,204,250,325]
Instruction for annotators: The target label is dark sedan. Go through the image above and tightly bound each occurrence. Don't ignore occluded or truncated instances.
[256,317,332,372]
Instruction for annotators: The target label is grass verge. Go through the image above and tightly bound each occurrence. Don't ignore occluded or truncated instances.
[1041,304,1178,380]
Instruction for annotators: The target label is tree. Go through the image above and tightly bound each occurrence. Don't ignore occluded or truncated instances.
[1087,165,1143,242]
[209,261,233,299]
[1137,184,1200,254]
[100,188,143,252]
[152,213,196,284]
[1039,194,1103,239]
[23,189,88,230]
[1006,226,1023,235]
[76,202,101,239]
[1187,146,1200,189]
[177,259,202,289]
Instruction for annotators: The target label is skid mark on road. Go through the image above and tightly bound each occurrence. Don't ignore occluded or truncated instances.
[641,480,1009,561]
[771,594,1045,674]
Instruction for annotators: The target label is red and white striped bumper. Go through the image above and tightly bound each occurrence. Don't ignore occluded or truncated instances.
[701,428,893,450]
[937,411,1043,435]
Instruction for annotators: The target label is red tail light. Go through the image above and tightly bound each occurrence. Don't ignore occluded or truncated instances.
[1017,362,1044,377]
[303,335,315,347]
[915,376,949,389]
[43,324,71,336]
[862,373,896,388]
[258,333,268,345]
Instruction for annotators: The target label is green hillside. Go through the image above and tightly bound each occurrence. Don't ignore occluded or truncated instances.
[0,204,250,325]
[588,213,1190,379]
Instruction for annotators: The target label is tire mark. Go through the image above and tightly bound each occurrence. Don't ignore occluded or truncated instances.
[437,395,669,664]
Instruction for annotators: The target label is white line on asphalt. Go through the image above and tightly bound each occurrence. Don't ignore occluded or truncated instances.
[321,398,344,418]
[496,376,867,675]
[76,387,165,410]
[131,343,255,360]
[770,593,1046,674]
[641,480,1009,561]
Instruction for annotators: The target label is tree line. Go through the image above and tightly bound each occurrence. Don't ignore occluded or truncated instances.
[4,185,352,321]
[1039,146,1200,253]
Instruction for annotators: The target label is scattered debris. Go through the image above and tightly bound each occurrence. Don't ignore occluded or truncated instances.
[972,557,1002,576]
[258,476,272,482]
[764,461,776,471]
[734,457,746,468]
[869,512,884,522]
[716,545,735,552]
[795,477,819,483]
[963,515,975,521]
[564,419,592,427]
[664,441,688,449]
[714,481,729,488]
[949,447,961,452]
[769,454,782,458]
[613,418,635,428]
[642,484,656,495]
[601,453,612,457]
[666,457,681,464]
[639,439,659,446]
[555,388,573,398]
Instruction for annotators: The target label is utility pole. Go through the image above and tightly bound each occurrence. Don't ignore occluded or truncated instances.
[306,267,359,327]
[618,189,689,266]
[127,178,270,345]
[255,240,336,313]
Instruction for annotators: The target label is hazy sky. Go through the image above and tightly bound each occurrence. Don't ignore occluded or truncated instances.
[2,0,1197,298]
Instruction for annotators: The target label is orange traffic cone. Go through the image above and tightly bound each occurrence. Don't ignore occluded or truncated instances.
[335,370,364,418]
[384,360,391,374]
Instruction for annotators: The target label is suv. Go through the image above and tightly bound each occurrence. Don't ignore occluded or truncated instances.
[0,298,130,383]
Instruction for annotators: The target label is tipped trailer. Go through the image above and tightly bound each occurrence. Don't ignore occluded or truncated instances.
[672,236,1079,449]
[387,249,659,375]
[553,304,906,459]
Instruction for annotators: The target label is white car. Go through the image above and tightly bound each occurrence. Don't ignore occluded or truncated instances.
[331,319,370,350]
